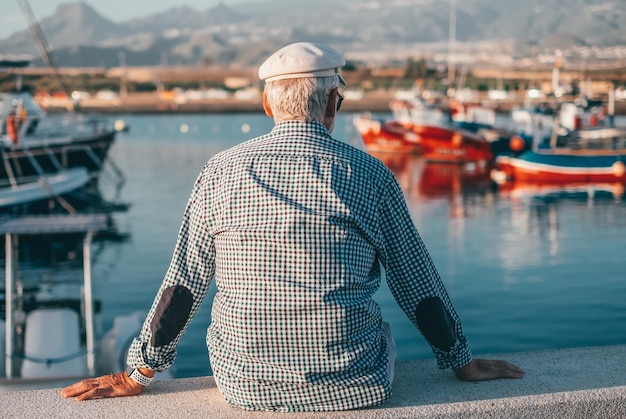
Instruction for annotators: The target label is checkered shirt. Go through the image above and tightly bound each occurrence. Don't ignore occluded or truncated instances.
[127,120,472,411]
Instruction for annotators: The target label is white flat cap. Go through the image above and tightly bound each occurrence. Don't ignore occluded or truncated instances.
[259,42,346,85]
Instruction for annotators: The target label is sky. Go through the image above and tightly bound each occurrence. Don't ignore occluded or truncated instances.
[0,0,257,39]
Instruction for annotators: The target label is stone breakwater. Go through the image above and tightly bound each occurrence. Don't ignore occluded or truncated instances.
[1,345,625,418]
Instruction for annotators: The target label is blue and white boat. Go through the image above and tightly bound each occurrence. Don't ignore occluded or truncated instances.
[493,103,626,185]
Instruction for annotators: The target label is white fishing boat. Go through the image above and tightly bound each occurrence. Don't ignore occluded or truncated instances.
[0,214,169,391]
[0,91,119,186]
[0,89,125,214]
[0,167,90,209]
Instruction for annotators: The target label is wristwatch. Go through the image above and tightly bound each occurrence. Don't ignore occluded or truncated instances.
[127,368,154,387]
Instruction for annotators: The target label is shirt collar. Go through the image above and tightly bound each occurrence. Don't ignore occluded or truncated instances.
[271,120,331,137]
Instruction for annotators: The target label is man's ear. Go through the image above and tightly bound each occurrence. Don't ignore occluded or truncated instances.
[325,88,337,118]
[262,91,273,117]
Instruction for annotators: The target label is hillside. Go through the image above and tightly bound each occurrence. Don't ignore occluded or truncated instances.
[1,0,625,68]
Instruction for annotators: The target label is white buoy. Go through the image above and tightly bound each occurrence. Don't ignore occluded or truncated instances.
[241,123,250,133]
[114,119,129,132]
[180,124,189,133]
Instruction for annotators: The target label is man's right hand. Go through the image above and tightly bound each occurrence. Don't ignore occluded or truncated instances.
[61,371,148,401]
[453,358,525,381]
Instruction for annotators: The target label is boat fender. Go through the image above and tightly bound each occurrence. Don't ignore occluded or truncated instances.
[150,285,194,346]
[114,119,129,133]
[574,115,583,130]
[414,297,457,352]
[6,113,18,145]
[509,136,526,153]
[612,161,625,177]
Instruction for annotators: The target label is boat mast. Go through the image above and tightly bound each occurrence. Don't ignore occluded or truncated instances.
[16,0,68,94]
[447,0,456,96]
[608,84,616,127]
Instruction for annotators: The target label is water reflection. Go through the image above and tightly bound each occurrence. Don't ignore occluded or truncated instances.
[496,182,625,203]
[498,182,626,245]
[367,150,626,359]
[8,113,620,381]
[0,171,136,386]
[493,181,626,285]
[369,151,494,219]
[371,150,626,287]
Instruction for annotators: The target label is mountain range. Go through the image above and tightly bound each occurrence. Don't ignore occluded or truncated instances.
[1,0,625,68]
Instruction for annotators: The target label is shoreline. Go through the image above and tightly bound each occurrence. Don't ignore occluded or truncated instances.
[41,92,626,116]
[43,96,392,115]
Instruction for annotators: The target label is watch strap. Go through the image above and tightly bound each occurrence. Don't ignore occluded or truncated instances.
[128,368,154,386]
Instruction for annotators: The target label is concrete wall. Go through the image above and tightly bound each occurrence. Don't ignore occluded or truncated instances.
[1,345,625,418]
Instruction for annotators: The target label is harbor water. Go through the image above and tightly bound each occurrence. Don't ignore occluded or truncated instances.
[38,112,626,379]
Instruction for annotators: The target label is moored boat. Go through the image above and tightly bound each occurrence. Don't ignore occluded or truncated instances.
[0,91,118,186]
[353,92,496,164]
[0,166,90,209]
[0,214,170,390]
[352,116,422,154]
[492,116,626,185]
[353,113,494,163]
[0,88,126,214]
[412,124,494,163]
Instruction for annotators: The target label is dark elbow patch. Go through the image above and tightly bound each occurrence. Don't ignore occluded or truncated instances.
[150,285,193,347]
[415,297,457,352]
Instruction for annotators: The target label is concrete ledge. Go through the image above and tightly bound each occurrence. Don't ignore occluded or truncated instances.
[1,345,625,418]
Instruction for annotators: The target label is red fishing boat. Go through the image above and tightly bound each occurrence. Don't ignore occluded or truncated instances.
[353,93,495,164]
[353,113,494,163]
[352,117,422,154]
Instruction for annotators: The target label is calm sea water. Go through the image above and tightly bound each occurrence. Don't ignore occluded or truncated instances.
[87,112,626,379]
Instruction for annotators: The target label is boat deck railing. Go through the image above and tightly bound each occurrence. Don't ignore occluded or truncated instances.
[2,214,109,379]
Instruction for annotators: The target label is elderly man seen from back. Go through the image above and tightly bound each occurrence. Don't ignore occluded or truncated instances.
[62,42,524,412]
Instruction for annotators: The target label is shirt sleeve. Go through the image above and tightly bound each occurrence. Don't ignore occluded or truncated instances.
[377,175,472,370]
[126,166,216,371]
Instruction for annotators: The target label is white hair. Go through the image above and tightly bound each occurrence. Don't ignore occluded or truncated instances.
[264,75,341,123]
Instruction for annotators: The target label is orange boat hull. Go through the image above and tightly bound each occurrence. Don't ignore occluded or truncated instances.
[352,117,422,154]
[353,116,493,163]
